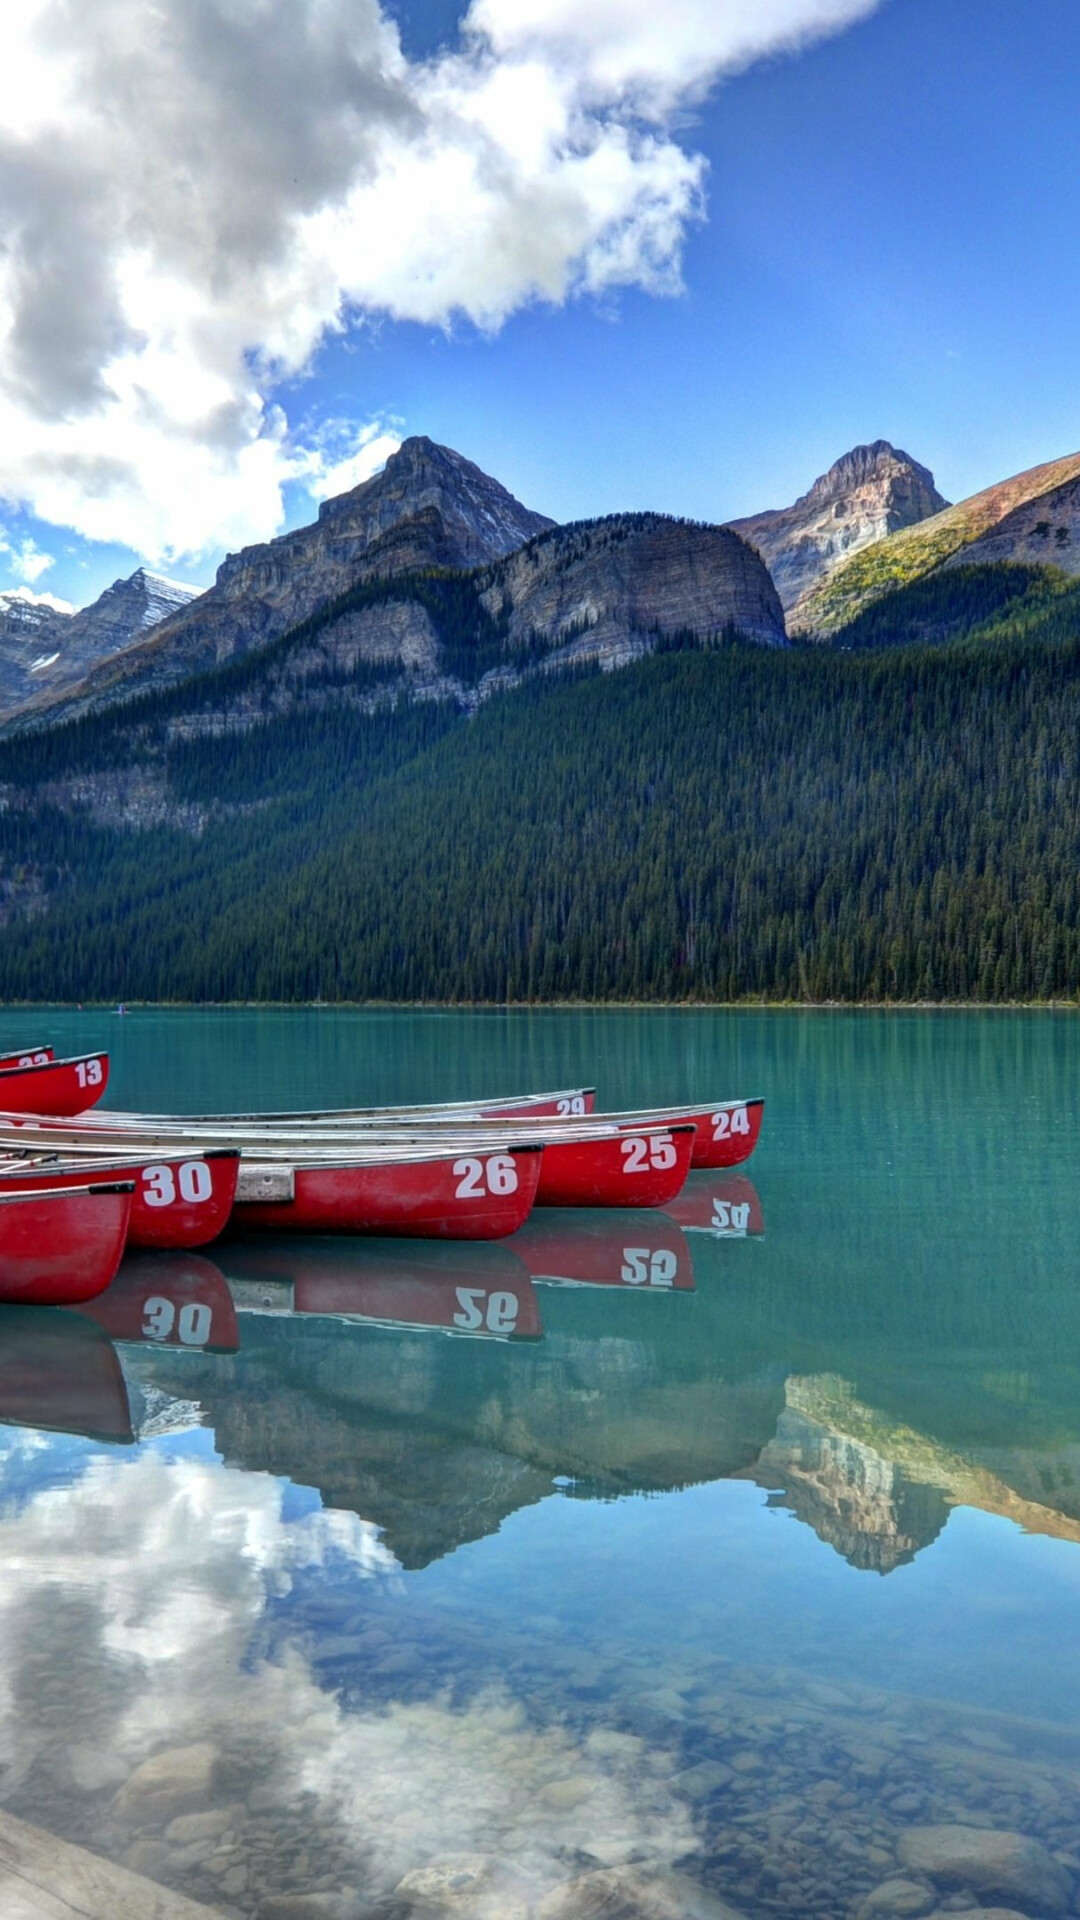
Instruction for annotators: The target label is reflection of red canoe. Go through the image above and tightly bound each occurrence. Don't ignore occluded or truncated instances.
[0,1308,133,1442]
[512,1210,695,1291]
[0,1044,53,1071]
[0,1149,239,1250]
[77,1252,240,1352]
[226,1240,541,1341]
[0,1052,109,1116]
[232,1143,544,1239]
[0,1182,134,1305]
[665,1174,765,1238]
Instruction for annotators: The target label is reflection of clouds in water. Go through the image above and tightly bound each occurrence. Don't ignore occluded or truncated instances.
[0,1443,695,1896]
[0,1443,397,1790]
[306,1697,696,1896]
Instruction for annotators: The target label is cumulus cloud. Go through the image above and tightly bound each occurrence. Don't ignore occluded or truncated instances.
[0,527,55,584]
[297,417,406,503]
[0,0,880,562]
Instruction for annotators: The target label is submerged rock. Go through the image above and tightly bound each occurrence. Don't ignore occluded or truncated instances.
[112,1740,220,1824]
[856,1882,936,1919]
[392,1853,531,1917]
[896,1826,1071,1915]
[535,1864,747,1920]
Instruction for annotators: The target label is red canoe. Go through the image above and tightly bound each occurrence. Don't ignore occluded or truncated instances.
[512,1210,695,1291]
[231,1143,544,1239]
[78,1252,240,1352]
[0,1309,133,1442]
[534,1124,695,1208]
[0,1044,53,1071]
[80,1086,599,1126]
[0,1148,239,1250]
[226,1240,541,1341]
[0,1121,695,1218]
[0,1052,109,1117]
[0,1181,134,1305]
[666,1173,765,1238]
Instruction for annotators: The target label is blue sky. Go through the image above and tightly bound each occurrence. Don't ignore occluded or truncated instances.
[1,0,1078,609]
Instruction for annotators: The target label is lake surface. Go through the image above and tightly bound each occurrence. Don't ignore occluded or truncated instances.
[1,1008,1079,1920]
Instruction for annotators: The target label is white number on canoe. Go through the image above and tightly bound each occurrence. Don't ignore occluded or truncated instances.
[620,1247,679,1287]
[17,1052,50,1067]
[75,1058,104,1088]
[620,1134,678,1174]
[452,1154,519,1199]
[556,1095,587,1116]
[142,1297,214,1345]
[712,1106,750,1141]
[712,1200,751,1236]
[142,1161,214,1207]
[453,1287,520,1334]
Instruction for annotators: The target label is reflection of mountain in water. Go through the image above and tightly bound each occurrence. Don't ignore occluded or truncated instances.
[769,1373,1080,1559]
[11,1167,1080,1579]
[747,1397,950,1573]
[121,1230,784,1569]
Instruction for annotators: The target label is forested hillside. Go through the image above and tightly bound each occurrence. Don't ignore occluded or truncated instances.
[2,564,1080,1002]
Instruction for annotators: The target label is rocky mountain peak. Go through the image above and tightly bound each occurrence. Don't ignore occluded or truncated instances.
[0,568,200,714]
[313,433,555,564]
[800,440,944,513]
[727,441,950,614]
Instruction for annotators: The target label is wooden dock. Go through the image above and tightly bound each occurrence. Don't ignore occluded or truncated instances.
[0,1807,225,1919]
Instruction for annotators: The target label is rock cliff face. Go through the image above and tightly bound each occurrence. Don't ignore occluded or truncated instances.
[481,514,786,658]
[795,448,1080,634]
[0,570,197,714]
[728,441,949,615]
[10,438,554,727]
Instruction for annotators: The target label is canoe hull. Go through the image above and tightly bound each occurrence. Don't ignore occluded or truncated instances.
[0,1053,109,1118]
[0,1186,133,1306]
[232,1144,543,1239]
[682,1099,764,1169]
[535,1126,694,1208]
[0,1149,239,1250]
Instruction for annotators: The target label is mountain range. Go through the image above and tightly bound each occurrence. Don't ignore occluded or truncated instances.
[2,429,1080,1003]
[5,432,1080,733]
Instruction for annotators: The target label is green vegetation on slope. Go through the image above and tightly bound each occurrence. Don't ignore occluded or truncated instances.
[794,450,1080,634]
[4,588,1080,999]
[827,563,1066,650]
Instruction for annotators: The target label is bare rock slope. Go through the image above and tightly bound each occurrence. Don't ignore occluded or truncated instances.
[795,448,1080,635]
[10,438,554,726]
[727,442,949,614]
[0,570,197,714]
[482,513,786,662]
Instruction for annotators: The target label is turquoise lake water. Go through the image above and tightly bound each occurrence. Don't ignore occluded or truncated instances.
[0,1008,1078,1918]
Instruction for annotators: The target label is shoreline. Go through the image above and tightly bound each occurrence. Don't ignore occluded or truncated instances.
[3,998,1079,1014]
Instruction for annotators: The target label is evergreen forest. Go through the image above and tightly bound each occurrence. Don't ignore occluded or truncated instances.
[1,563,1080,1003]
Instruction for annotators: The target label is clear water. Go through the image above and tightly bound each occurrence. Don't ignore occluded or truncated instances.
[1,1008,1079,1919]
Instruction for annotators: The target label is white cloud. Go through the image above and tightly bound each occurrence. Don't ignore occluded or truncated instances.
[0,583,73,615]
[0,528,56,584]
[0,0,880,564]
[297,418,405,503]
